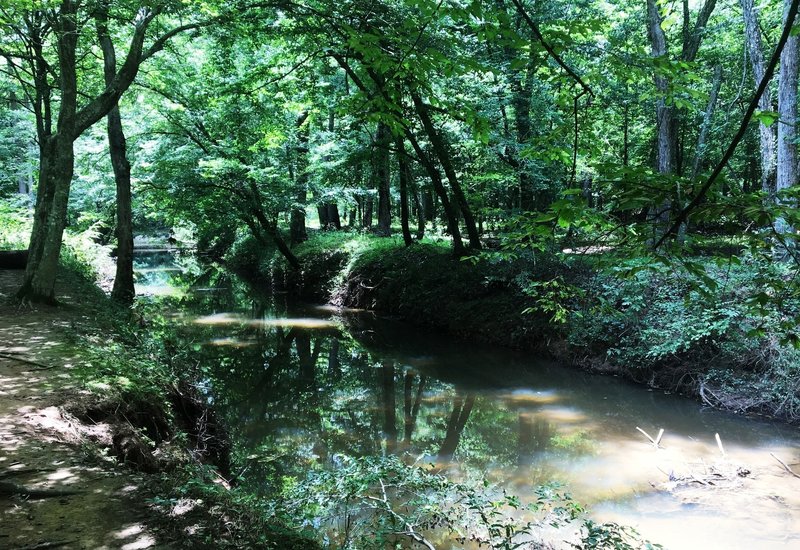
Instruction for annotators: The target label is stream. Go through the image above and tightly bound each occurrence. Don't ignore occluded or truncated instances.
[134,249,800,549]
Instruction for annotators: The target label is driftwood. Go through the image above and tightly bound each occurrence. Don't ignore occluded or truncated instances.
[636,426,664,448]
[0,249,28,269]
[656,462,751,491]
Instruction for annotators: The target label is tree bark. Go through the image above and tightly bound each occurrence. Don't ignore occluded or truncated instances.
[647,0,676,177]
[741,0,778,196]
[777,0,799,202]
[405,133,466,256]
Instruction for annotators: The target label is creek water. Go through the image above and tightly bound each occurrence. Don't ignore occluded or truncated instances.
[134,249,800,549]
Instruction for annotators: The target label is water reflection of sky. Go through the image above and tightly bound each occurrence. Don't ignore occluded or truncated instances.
[134,249,800,549]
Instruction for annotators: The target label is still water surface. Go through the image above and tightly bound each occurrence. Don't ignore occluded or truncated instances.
[135,250,800,549]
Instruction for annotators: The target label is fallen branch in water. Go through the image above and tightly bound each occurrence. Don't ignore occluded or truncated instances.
[715,433,726,458]
[770,453,800,479]
[0,352,58,370]
[636,426,664,448]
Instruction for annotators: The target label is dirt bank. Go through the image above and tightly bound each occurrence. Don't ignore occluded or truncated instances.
[0,268,317,549]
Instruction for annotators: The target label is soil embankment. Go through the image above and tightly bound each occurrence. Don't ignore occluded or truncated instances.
[0,268,317,549]
[0,269,165,549]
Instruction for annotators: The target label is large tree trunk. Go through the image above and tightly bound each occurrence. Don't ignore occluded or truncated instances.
[98,6,135,304]
[647,0,676,178]
[741,0,778,197]
[18,134,74,304]
[375,121,392,236]
[777,0,799,205]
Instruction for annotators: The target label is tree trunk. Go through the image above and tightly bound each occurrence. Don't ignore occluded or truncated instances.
[777,0,799,202]
[375,122,392,236]
[411,93,481,249]
[405,132,466,256]
[691,65,722,179]
[18,134,74,304]
[395,136,414,246]
[291,111,310,245]
[741,0,778,197]
[647,0,676,178]
[98,7,135,305]
[412,180,426,239]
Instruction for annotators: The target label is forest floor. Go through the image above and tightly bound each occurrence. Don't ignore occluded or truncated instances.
[0,268,167,549]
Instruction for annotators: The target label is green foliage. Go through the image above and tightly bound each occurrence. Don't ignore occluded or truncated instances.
[0,198,31,249]
[281,455,579,549]
[578,520,664,550]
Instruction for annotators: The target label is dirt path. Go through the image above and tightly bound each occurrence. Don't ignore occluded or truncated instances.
[0,270,166,549]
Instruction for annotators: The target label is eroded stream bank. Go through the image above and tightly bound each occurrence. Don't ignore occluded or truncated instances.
[140,248,800,549]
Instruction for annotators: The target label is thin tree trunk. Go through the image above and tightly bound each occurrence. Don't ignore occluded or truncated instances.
[97,6,135,304]
[291,111,309,245]
[375,122,392,236]
[411,93,482,249]
[405,133,466,256]
[395,135,414,246]
[692,65,722,179]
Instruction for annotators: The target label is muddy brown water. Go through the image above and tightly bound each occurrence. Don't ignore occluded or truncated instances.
[136,249,800,549]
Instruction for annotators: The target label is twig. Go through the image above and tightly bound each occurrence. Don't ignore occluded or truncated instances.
[636,426,664,448]
[0,352,58,370]
[770,453,800,479]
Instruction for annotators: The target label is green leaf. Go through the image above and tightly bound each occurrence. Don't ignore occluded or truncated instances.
[753,110,779,127]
